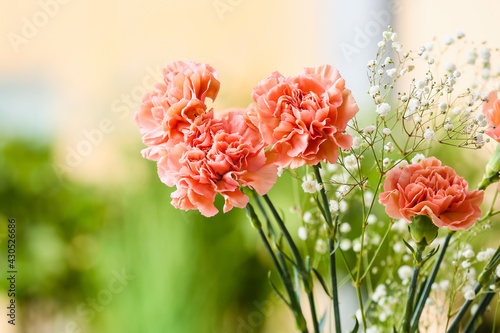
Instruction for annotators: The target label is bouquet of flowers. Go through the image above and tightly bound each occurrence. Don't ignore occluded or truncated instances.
[134,27,500,332]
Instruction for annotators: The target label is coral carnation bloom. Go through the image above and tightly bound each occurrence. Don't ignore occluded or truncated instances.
[134,61,220,159]
[379,157,484,230]
[249,65,359,168]
[482,90,500,142]
[158,110,278,217]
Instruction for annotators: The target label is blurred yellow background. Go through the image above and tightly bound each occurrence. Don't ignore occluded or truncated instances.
[1,0,500,332]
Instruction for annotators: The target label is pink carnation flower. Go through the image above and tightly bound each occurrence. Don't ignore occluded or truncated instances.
[158,110,277,217]
[379,157,484,230]
[135,61,220,160]
[482,90,500,142]
[248,65,359,168]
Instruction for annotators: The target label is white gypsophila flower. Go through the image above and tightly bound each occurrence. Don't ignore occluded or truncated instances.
[456,30,465,39]
[480,48,491,62]
[302,180,319,194]
[475,134,485,148]
[369,85,380,96]
[411,153,425,164]
[482,68,490,80]
[384,57,393,66]
[340,200,348,212]
[372,284,387,303]
[405,99,420,118]
[383,31,394,40]
[428,58,435,65]
[326,163,338,173]
[439,102,448,112]
[425,41,434,51]
[444,123,454,131]
[420,51,429,61]
[344,154,358,171]
[382,128,392,136]
[340,239,352,251]
[467,50,478,64]
[425,298,435,306]
[298,226,307,240]
[398,265,413,281]
[315,239,327,254]
[384,142,394,153]
[396,159,409,169]
[363,125,376,134]
[303,211,313,223]
[462,249,475,259]
[337,185,350,197]
[421,99,430,107]
[352,239,362,252]
[477,250,492,262]
[424,129,435,140]
[464,289,476,301]
[377,103,391,117]
[277,166,284,177]
[363,191,373,206]
[367,214,377,225]
[393,242,404,253]
[414,116,422,123]
[486,247,496,257]
[453,70,462,78]
[452,107,463,115]
[386,68,397,77]
[383,158,391,168]
[377,41,385,47]
[440,280,450,291]
[328,200,339,213]
[416,80,427,89]
[393,219,407,232]
[444,62,456,72]
[368,60,377,67]
[462,261,472,269]
[340,222,351,233]
[352,136,361,149]
[392,42,403,52]
[329,200,339,213]
[442,36,455,45]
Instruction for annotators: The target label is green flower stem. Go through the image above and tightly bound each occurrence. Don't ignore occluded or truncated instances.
[403,243,425,333]
[262,194,320,333]
[446,247,500,333]
[463,278,499,333]
[251,199,308,333]
[313,164,342,333]
[446,282,482,333]
[410,231,454,332]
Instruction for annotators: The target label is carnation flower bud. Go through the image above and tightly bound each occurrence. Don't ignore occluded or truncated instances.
[478,143,500,190]
[245,204,262,230]
[409,215,439,245]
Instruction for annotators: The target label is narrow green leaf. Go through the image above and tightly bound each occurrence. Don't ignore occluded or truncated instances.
[349,316,359,333]
[312,268,331,297]
[268,271,292,309]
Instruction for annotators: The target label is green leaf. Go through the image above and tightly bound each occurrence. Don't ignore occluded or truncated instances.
[403,238,416,256]
[349,316,359,333]
[319,310,327,332]
[312,268,331,297]
[267,271,292,309]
